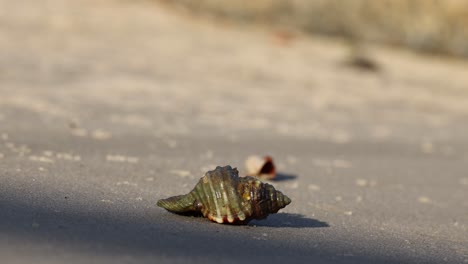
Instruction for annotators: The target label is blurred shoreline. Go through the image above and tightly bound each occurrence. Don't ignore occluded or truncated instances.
[157,0,468,59]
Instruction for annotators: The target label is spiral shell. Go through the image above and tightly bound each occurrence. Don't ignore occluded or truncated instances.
[157,165,291,224]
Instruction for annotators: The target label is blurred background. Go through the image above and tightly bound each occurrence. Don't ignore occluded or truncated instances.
[162,0,468,57]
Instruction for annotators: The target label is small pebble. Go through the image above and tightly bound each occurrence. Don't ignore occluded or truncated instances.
[308,184,321,191]
[170,170,191,178]
[355,178,377,187]
[355,178,368,187]
[43,150,53,157]
[356,196,363,203]
[285,182,299,189]
[106,155,138,163]
[116,181,137,186]
[421,141,434,154]
[418,196,431,204]
[29,155,54,163]
[333,159,352,168]
[286,155,298,165]
[92,129,112,140]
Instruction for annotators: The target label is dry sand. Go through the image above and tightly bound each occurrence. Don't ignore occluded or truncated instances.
[0,0,467,263]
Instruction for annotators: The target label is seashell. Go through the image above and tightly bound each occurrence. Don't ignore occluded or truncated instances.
[245,155,276,180]
[157,165,291,224]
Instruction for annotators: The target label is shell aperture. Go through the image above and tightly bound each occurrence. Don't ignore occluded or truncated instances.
[157,165,291,224]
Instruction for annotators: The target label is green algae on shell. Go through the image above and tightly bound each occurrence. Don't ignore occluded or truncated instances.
[157,165,291,224]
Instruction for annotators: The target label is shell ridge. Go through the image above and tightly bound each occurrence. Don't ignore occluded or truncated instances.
[207,172,223,223]
[191,178,207,215]
[224,169,243,223]
[200,175,215,219]
[221,182,234,223]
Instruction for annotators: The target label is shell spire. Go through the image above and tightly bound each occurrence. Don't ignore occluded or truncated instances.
[157,165,291,224]
[156,194,198,214]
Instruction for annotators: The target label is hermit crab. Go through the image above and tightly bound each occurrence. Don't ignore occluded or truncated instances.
[157,165,291,224]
